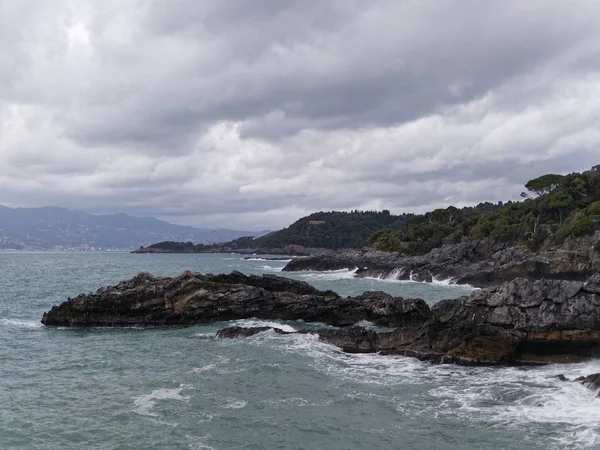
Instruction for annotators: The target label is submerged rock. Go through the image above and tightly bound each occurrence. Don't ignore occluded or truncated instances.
[42,271,600,366]
[216,326,292,338]
[574,373,600,395]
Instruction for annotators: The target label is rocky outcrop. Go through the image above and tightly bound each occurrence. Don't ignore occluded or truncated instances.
[557,372,600,396]
[402,276,600,364]
[575,373,600,395]
[215,326,293,338]
[283,234,600,287]
[216,275,600,365]
[41,271,431,328]
[41,270,600,366]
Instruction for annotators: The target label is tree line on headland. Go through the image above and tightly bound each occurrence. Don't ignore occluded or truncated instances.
[142,165,600,255]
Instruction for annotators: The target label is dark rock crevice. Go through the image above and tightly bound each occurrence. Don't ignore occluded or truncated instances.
[41,271,600,366]
[283,235,600,288]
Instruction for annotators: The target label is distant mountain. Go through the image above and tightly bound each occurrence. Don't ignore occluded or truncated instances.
[0,205,265,250]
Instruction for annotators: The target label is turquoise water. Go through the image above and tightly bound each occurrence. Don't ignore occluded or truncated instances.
[1,252,599,449]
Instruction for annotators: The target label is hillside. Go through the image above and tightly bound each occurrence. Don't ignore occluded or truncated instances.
[370,165,600,254]
[142,210,406,252]
[0,205,264,249]
[140,166,600,256]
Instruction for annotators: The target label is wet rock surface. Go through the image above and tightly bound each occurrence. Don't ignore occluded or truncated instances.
[575,373,600,395]
[215,326,293,338]
[222,275,600,365]
[41,271,431,328]
[283,236,600,287]
[42,271,600,366]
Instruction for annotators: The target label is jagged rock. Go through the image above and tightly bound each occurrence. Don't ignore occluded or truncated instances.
[217,276,600,365]
[216,326,292,338]
[41,271,431,328]
[554,374,569,381]
[584,273,600,294]
[283,236,600,287]
[574,373,600,395]
[42,272,600,366]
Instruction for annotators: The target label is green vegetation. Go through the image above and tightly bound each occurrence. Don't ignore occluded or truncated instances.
[252,210,404,249]
[146,241,197,252]
[147,210,405,251]
[144,166,600,255]
[370,167,600,254]
[522,174,564,198]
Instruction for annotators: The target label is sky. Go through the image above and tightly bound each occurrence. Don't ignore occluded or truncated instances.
[0,1,599,230]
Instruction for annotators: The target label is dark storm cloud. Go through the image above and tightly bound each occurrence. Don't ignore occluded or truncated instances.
[0,0,599,229]
[56,0,597,148]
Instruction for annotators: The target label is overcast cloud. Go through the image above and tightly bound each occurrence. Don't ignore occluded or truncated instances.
[0,0,599,229]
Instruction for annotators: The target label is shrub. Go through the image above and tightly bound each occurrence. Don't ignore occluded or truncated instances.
[570,212,595,237]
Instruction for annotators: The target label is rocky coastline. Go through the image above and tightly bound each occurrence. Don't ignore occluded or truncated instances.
[283,234,600,287]
[132,233,600,289]
[42,270,600,366]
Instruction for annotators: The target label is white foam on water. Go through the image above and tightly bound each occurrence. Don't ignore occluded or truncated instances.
[191,355,231,374]
[381,268,406,281]
[430,274,457,286]
[250,327,600,449]
[191,364,217,373]
[252,328,338,360]
[232,318,298,333]
[426,362,600,449]
[221,397,247,409]
[264,397,307,407]
[261,264,284,272]
[248,325,428,386]
[297,268,358,281]
[245,257,292,262]
[329,352,431,386]
[263,395,335,409]
[364,270,476,290]
[187,435,218,450]
[194,332,216,339]
[291,265,474,289]
[132,384,190,418]
[1,318,44,330]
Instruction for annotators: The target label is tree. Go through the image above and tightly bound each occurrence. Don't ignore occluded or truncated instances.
[570,212,595,236]
[591,165,600,173]
[524,174,565,197]
[571,177,588,198]
[548,191,573,223]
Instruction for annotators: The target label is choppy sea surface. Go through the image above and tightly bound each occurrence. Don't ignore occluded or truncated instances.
[1,252,599,450]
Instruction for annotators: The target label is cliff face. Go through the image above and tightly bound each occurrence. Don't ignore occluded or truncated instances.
[282,233,600,287]
[217,275,600,365]
[42,271,600,366]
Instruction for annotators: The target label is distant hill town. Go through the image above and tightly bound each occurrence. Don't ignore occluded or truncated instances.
[0,205,265,250]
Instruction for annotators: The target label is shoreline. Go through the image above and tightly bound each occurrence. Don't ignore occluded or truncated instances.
[41,270,600,367]
[134,233,600,288]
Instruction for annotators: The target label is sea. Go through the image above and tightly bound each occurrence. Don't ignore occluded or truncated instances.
[1,252,599,450]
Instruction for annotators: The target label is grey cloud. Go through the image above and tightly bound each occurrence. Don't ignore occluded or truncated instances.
[41,0,599,148]
[0,0,599,229]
